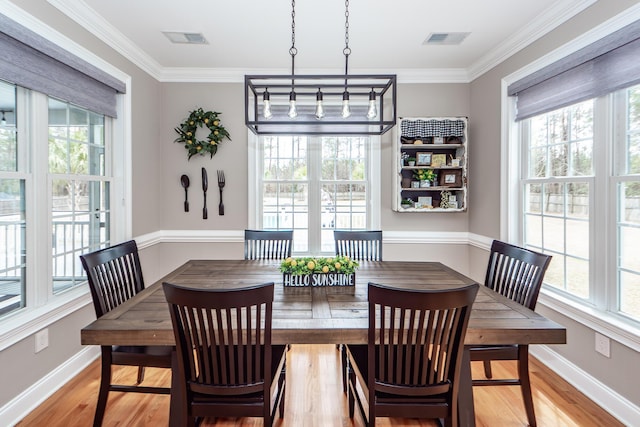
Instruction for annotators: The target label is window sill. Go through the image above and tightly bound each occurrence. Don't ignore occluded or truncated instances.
[0,287,92,352]
[538,288,640,352]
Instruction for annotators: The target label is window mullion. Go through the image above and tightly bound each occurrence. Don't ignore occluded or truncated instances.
[308,137,321,254]
[26,91,52,306]
[590,95,611,310]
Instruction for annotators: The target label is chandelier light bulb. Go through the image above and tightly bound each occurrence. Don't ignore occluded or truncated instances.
[341,91,351,119]
[288,91,298,119]
[262,90,273,120]
[367,89,377,120]
[315,89,325,120]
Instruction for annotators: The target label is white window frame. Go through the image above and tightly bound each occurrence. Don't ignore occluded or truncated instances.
[247,131,381,255]
[501,9,640,351]
[0,9,131,350]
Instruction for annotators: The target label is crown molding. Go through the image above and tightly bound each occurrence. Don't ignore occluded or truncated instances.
[47,0,164,80]
[467,0,597,80]
[44,0,612,85]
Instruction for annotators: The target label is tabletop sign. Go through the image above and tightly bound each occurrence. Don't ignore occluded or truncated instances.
[283,272,355,287]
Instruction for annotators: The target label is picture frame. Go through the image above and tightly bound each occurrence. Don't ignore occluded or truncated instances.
[415,152,432,166]
[417,196,433,207]
[439,170,462,187]
[431,153,447,168]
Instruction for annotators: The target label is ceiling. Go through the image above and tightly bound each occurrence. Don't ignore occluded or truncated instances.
[44,0,597,83]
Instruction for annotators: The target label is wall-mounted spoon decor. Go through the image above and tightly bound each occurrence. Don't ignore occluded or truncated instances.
[180,174,190,212]
[202,167,208,219]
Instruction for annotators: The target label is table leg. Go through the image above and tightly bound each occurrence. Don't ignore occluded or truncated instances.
[169,350,186,427]
[458,347,476,427]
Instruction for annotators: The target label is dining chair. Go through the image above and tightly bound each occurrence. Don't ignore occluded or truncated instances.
[469,240,552,427]
[163,281,287,427]
[334,230,383,261]
[79,240,172,427]
[345,282,479,427]
[334,230,383,393]
[244,229,293,260]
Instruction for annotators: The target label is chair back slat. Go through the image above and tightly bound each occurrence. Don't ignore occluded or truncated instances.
[485,240,552,310]
[334,230,383,261]
[368,282,478,397]
[244,230,293,260]
[80,240,145,318]
[164,282,274,396]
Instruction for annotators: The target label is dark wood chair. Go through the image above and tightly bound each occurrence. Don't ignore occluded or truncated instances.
[163,281,286,427]
[244,229,293,260]
[346,282,479,427]
[334,230,383,261]
[469,240,552,427]
[334,230,383,393]
[79,240,172,427]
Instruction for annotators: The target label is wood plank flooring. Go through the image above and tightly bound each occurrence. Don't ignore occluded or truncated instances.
[17,344,622,426]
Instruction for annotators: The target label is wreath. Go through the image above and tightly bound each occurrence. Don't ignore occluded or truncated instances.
[174,107,231,159]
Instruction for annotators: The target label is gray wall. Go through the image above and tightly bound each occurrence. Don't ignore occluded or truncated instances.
[1,0,638,422]
[468,0,640,411]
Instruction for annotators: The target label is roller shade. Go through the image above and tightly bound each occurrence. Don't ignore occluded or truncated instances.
[509,20,640,121]
[0,14,125,118]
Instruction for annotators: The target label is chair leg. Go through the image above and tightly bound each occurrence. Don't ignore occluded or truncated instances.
[93,348,112,427]
[518,346,536,427]
[347,363,355,418]
[483,360,493,378]
[136,366,145,384]
[279,362,286,418]
[341,345,347,393]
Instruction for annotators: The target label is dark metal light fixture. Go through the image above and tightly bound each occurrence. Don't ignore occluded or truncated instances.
[245,0,396,135]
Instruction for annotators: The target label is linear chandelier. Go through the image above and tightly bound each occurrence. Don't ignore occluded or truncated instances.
[245,0,396,135]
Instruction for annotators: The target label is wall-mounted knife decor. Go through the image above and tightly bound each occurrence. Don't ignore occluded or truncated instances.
[180,174,190,212]
[201,167,208,219]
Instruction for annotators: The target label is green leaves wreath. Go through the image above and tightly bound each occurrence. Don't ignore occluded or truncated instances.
[174,107,231,159]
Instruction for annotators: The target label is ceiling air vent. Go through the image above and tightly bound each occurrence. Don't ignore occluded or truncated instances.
[423,32,470,45]
[162,32,208,44]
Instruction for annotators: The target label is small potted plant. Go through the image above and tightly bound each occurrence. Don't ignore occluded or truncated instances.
[407,156,416,166]
[401,198,414,209]
[413,169,435,187]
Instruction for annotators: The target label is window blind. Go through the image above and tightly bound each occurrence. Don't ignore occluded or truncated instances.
[509,19,640,121]
[0,14,125,118]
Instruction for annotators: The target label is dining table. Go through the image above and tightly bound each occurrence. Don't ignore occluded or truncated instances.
[81,259,566,427]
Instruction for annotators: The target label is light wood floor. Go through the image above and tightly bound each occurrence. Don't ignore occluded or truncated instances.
[17,344,622,427]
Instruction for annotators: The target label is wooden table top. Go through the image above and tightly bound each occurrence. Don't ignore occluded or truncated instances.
[81,259,566,347]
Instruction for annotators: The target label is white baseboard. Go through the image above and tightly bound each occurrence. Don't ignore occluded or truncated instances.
[531,346,640,426]
[0,346,99,427]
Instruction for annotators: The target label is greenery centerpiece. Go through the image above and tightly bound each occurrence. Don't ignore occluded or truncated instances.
[280,256,358,287]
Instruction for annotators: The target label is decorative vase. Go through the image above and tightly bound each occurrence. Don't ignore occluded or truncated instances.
[401,178,412,188]
[420,180,431,188]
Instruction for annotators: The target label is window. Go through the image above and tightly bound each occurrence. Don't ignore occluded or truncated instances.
[616,86,640,321]
[49,98,111,294]
[518,86,640,327]
[0,82,23,317]
[523,100,593,299]
[0,79,116,322]
[253,135,379,255]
